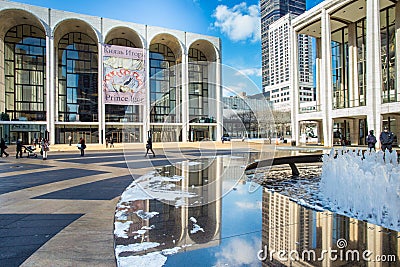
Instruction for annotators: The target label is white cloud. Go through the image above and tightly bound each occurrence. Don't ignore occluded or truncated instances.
[236,68,262,77]
[235,201,262,209]
[214,237,261,266]
[213,2,260,42]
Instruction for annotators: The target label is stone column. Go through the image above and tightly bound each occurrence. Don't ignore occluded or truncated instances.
[46,34,56,144]
[144,28,150,143]
[216,50,223,141]
[98,42,104,144]
[181,43,189,142]
[366,0,382,146]
[290,28,299,145]
[142,25,151,144]
[321,8,333,147]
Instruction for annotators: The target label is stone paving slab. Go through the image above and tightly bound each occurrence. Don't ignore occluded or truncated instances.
[0,168,109,195]
[0,143,277,266]
[0,214,83,267]
[33,175,136,200]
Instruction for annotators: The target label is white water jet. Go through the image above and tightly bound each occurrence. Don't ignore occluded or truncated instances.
[320,148,400,231]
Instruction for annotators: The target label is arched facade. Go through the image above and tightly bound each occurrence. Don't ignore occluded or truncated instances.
[0,1,221,145]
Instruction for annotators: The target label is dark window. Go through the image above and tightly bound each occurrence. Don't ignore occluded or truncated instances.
[149,43,178,123]
[4,24,46,121]
[188,48,210,123]
[380,7,397,103]
[58,32,98,122]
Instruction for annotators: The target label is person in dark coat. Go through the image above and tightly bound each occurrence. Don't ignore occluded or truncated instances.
[366,130,377,152]
[380,126,394,153]
[0,138,9,157]
[16,139,23,159]
[145,137,155,157]
[79,137,86,157]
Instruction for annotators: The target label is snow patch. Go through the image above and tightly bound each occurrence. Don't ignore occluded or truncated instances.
[136,210,159,220]
[117,251,167,267]
[114,221,132,238]
[115,242,160,255]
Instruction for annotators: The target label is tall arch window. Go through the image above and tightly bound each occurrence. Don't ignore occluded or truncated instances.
[188,48,209,122]
[380,7,396,103]
[356,18,366,107]
[58,32,98,122]
[107,38,135,47]
[149,43,178,123]
[331,27,349,109]
[4,24,46,121]
[105,38,140,122]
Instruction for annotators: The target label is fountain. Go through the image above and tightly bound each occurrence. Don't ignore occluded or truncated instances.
[320,149,400,231]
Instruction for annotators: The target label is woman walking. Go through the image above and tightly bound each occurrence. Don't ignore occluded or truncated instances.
[144,137,155,157]
[41,139,49,160]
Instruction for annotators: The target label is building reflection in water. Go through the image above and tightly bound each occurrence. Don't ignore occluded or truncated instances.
[262,189,400,266]
[115,155,251,258]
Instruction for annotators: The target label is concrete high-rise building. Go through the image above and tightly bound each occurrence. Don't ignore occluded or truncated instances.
[260,0,307,90]
[264,14,313,111]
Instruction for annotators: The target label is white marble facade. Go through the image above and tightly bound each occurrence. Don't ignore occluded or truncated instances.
[291,0,400,147]
[0,0,222,144]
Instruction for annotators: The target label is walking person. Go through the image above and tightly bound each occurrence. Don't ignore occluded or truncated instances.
[16,139,23,159]
[380,126,394,153]
[41,138,49,160]
[366,130,377,152]
[0,138,9,157]
[68,135,72,146]
[105,137,109,148]
[79,137,86,157]
[144,137,155,157]
[110,138,114,148]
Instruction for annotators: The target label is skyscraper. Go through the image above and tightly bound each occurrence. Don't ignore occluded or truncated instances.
[260,0,306,89]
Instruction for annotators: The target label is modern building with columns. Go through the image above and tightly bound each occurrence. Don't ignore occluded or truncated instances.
[291,0,400,147]
[0,0,222,145]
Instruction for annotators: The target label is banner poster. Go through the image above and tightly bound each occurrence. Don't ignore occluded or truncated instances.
[103,45,146,105]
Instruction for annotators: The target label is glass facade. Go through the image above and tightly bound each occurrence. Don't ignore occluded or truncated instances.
[356,18,366,107]
[58,32,98,122]
[55,124,99,144]
[380,7,397,103]
[188,48,210,123]
[105,125,141,143]
[149,43,179,123]
[4,24,46,121]
[0,5,220,144]
[331,28,349,109]
[150,125,181,142]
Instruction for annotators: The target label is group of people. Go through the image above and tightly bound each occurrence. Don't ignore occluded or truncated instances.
[0,137,87,159]
[0,138,50,160]
[366,126,395,153]
[105,137,114,148]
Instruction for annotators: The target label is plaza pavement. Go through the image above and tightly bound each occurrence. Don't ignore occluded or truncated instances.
[1,140,361,266]
[0,140,282,267]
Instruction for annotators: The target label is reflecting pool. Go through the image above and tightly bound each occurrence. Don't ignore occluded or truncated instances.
[114,156,399,266]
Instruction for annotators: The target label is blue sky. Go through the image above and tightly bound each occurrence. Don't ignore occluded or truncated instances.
[12,0,323,93]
